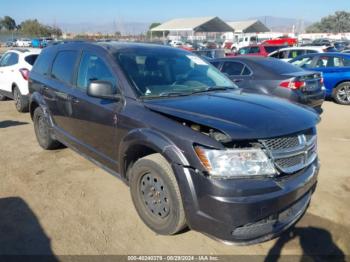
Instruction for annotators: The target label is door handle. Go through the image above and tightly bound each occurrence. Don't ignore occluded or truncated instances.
[232,79,244,83]
[69,95,80,104]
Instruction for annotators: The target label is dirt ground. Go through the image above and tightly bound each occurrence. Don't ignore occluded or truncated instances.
[0,99,349,258]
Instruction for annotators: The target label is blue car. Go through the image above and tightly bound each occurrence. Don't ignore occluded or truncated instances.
[31,38,42,48]
[290,53,350,105]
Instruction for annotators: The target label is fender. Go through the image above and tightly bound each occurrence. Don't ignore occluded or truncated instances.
[118,128,190,177]
[29,91,55,128]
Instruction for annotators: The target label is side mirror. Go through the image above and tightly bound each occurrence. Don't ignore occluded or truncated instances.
[87,80,121,101]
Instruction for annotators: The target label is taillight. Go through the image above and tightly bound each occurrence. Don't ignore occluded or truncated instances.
[19,68,30,81]
[320,77,324,84]
[279,80,305,90]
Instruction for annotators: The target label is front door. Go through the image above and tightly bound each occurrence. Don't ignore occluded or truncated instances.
[70,50,122,171]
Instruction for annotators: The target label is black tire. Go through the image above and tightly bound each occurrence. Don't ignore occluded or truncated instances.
[333,82,350,105]
[33,107,61,150]
[0,93,6,101]
[130,153,186,235]
[13,86,29,112]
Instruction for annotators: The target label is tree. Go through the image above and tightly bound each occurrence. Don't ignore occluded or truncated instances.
[19,19,62,37]
[1,16,17,31]
[306,11,350,33]
[147,22,169,39]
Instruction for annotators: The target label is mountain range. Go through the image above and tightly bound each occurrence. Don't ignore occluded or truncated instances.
[58,16,315,34]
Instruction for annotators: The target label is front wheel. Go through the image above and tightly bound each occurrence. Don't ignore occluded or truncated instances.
[333,82,350,105]
[130,153,186,235]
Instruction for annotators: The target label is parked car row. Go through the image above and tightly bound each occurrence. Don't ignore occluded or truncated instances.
[0,41,321,245]
[3,37,54,48]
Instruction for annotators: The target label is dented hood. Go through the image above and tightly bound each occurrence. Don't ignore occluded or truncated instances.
[143,91,320,140]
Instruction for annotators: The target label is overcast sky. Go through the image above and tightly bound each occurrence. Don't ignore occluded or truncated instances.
[2,0,349,25]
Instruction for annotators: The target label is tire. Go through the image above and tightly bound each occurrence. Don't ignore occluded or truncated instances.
[13,86,29,112]
[333,82,350,105]
[33,107,61,150]
[0,93,6,101]
[130,153,186,235]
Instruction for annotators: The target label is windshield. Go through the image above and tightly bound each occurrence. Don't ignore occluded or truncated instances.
[115,48,235,98]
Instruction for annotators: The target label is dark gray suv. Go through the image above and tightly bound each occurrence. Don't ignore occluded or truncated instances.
[29,41,320,244]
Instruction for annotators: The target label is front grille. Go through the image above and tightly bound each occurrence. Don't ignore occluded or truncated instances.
[260,129,317,174]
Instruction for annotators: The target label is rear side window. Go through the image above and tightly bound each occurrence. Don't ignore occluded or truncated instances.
[25,55,38,66]
[264,46,284,54]
[315,56,345,68]
[210,61,220,68]
[222,61,245,76]
[270,51,287,59]
[51,51,79,84]
[33,51,53,75]
[288,50,304,59]
[291,56,314,69]
[249,46,260,54]
[0,52,18,66]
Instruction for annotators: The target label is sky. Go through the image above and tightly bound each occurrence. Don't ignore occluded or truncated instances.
[1,0,349,27]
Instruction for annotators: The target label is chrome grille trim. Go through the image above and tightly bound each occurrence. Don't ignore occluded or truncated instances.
[260,133,317,174]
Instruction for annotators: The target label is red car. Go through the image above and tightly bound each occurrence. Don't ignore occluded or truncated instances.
[236,44,287,57]
[262,37,298,46]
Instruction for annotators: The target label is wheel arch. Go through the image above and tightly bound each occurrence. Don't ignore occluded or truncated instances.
[119,128,189,181]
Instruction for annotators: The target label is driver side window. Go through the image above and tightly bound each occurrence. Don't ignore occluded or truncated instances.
[77,52,116,91]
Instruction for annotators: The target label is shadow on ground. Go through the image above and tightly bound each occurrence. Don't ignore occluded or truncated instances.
[0,120,28,129]
[0,197,56,258]
[265,213,348,262]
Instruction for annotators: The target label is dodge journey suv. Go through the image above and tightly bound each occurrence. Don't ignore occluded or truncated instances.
[29,42,320,244]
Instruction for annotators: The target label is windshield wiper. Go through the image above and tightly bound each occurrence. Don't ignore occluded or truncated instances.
[190,86,236,95]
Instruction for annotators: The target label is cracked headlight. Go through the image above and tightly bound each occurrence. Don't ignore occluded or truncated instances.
[195,146,276,178]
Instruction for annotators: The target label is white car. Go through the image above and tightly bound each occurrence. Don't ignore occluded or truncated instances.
[0,49,41,112]
[16,38,32,47]
[268,46,334,62]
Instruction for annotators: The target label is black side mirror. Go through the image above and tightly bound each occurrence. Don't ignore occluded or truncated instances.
[87,80,121,101]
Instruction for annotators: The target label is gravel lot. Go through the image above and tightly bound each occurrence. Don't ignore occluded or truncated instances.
[0,99,349,258]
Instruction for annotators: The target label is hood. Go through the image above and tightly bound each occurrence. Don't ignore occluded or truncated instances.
[144,91,320,140]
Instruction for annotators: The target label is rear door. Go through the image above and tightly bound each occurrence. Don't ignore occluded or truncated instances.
[46,50,80,137]
[69,50,121,169]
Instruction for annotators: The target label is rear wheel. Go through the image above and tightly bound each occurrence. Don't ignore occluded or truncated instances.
[130,153,186,235]
[0,93,6,101]
[33,107,61,150]
[13,86,29,112]
[333,82,350,105]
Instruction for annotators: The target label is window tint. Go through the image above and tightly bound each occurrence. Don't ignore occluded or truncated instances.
[32,50,52,75]
[222,61,245,75]
[238,47,250,55]
[291,56,314,69]
[249,46,260,54]
[0,53,11,66]
[264,46,285,54]
[315,56,344,68]
[242,66,252,75]
[0,52,18,66]
[77,52,116,90]
[210,61,220,68]
[51,51,79,84]
[288,50,304,59]
[25,55,38,66]
[343,56,350,66]
[270,51,286,59]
